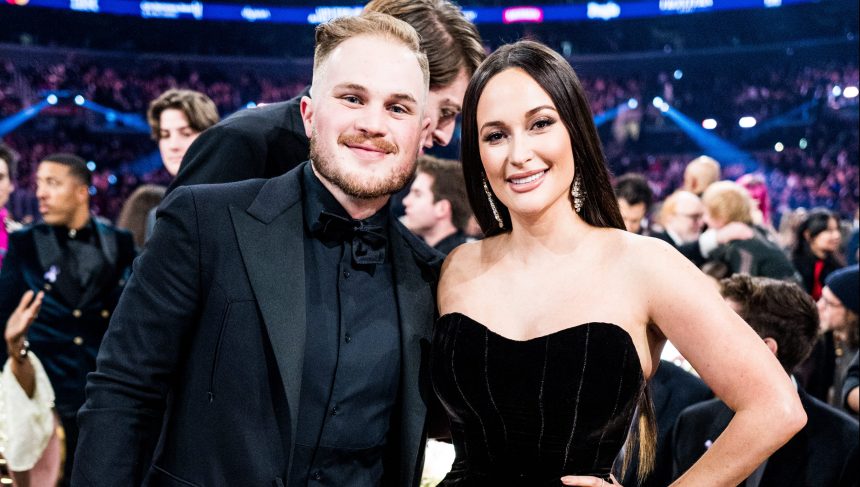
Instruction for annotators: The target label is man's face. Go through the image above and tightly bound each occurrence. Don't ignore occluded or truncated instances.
[422,68,470,152]
[666,195,704,242]
[618,199,647,234]
[158,108,201,176]
[35,161,88,227]
[818,286,849,332]
[402,172,440,235]
[301,34,429,201]
[0,158,14,209]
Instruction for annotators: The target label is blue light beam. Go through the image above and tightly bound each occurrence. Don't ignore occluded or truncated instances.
[80,100,150,133]
[0,100,51,136]
[660,105,758,172]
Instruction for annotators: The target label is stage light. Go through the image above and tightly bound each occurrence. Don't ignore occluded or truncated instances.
[832,86,842,97]
[702,118,717,130]
[774,142,784,152]
[652,96,664,108]
[74,95,85,105]
[108,174,117,185]
[660,103,670,112]
[89,186,97,195]
[673,69,683,80]
[738,116,757,128]
[627,98,638,109]
[799,138,808,149]
[844,86,859,98]
[47,94,58,105]
[87,161,97,171]
[245,101,257,109]
[106,111,117,123]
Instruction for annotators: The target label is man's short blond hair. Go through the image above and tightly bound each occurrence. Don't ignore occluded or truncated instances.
[702,181,753,225]
[312,12,430,94]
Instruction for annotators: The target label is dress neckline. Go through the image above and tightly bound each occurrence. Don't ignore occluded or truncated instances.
[438,312,645,376]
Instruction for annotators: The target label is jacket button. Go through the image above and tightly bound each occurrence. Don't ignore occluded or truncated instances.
[73,336,84,346]
[101,310,110,318]
[44,283,53,291]
[72,309,83,318]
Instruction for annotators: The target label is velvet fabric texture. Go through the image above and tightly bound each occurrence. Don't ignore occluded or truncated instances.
[431,312,645,486]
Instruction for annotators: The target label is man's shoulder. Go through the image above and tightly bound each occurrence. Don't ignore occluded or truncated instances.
[803,392,860,440]
[216,96,303,133]
[391,218,445,271]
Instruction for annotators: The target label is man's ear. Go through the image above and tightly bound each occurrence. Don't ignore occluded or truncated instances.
[434,199,452,220]
[76,181,90,204]
[300,96,314,139]
[763,337,779,358]
[419,115,432,147]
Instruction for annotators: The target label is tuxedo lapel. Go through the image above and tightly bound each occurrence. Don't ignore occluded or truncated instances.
[390,223,438,486]
[229,169,306,469]
[79,219,120,307]
[33,224,62,276]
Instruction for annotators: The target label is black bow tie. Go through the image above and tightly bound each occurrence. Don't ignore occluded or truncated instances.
[314,211,387,265]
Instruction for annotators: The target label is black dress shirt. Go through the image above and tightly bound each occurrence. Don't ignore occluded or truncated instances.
[52,219,106,307]
[290,164,401,486]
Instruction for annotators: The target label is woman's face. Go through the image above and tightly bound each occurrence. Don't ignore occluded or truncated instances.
[476,68,575,222]
[809,217,841,255]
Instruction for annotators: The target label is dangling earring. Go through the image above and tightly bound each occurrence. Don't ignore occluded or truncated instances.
[571,174,584,214]
[482,175,504,228]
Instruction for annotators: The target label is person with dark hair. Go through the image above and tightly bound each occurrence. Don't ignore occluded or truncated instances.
[673,275,859,487]
[168,0,485,193]
[614,173,652,234]
[0,153,136,486]
[818,265,859,406]
[402,155,472,254]
[73,14,441,486]
[433,40,804,487]
[844,352,859,414]
[116,185,167,249]
[791,208,844,300]
[0,143,22,270]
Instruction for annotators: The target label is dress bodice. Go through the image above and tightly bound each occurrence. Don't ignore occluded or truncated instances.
[431,312,645,486]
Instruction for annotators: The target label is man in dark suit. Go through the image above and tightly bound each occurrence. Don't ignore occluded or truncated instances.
[0,153,136,486]
[73,13,443,487]
[168,0,485,193]
[672,275,859,487]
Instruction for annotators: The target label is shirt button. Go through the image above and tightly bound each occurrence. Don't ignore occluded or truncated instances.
[72,309,83,318]
[73,336,84,346]
[330,406,339,416]
[44,283,53,291]
[312,470,322,481]
[344,334,352,344]
[342,270,351,279]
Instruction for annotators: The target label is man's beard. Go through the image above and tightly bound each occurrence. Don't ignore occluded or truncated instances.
[310,131,416,200]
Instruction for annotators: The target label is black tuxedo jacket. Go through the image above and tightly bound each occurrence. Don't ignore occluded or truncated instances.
[621,360,712,487]
[671,388,859,487]
[73,163,443,487]
[0,219,135,416]
[168,87,310,193]
[649,230,706,267]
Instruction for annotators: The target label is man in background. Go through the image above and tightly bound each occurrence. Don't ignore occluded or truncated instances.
[682,155,721,196]
[673,275,858,486]
[402,155,471,254]
[0,153,135,486]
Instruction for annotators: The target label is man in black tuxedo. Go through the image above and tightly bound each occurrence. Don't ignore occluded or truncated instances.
[0,153,136,486]
[167,0,484,193]
[672,275,859,487]
[73,14,442,487]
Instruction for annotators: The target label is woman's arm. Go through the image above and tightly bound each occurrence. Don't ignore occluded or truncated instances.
[636,239,805,486]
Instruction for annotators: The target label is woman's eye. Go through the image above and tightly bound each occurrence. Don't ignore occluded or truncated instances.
[533,118,555,130]
[482,131,505,143]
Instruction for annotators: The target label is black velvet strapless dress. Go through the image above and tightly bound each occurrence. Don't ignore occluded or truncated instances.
[431,312,645,486]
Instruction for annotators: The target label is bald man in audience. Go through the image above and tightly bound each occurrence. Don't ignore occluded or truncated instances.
[683,155,721,196]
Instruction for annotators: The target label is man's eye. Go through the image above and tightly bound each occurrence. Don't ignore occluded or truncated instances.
[440,108,457,120]
[343,95,361,104]
[390,105,409,114]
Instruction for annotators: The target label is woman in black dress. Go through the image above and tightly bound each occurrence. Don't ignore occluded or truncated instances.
[432,40,806,486]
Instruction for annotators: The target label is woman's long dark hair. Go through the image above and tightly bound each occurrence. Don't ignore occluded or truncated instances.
[459,40,655,481]
[459,40,625,236]
[793,208,840,260]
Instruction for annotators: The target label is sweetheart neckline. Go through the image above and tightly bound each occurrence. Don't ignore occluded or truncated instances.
[438,312,645,376]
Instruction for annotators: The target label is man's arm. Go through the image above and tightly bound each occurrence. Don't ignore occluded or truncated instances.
[167,124,265,193]
[73,187,202,486]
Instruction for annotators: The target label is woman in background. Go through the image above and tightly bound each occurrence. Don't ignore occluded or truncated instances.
[792,208,844,300]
